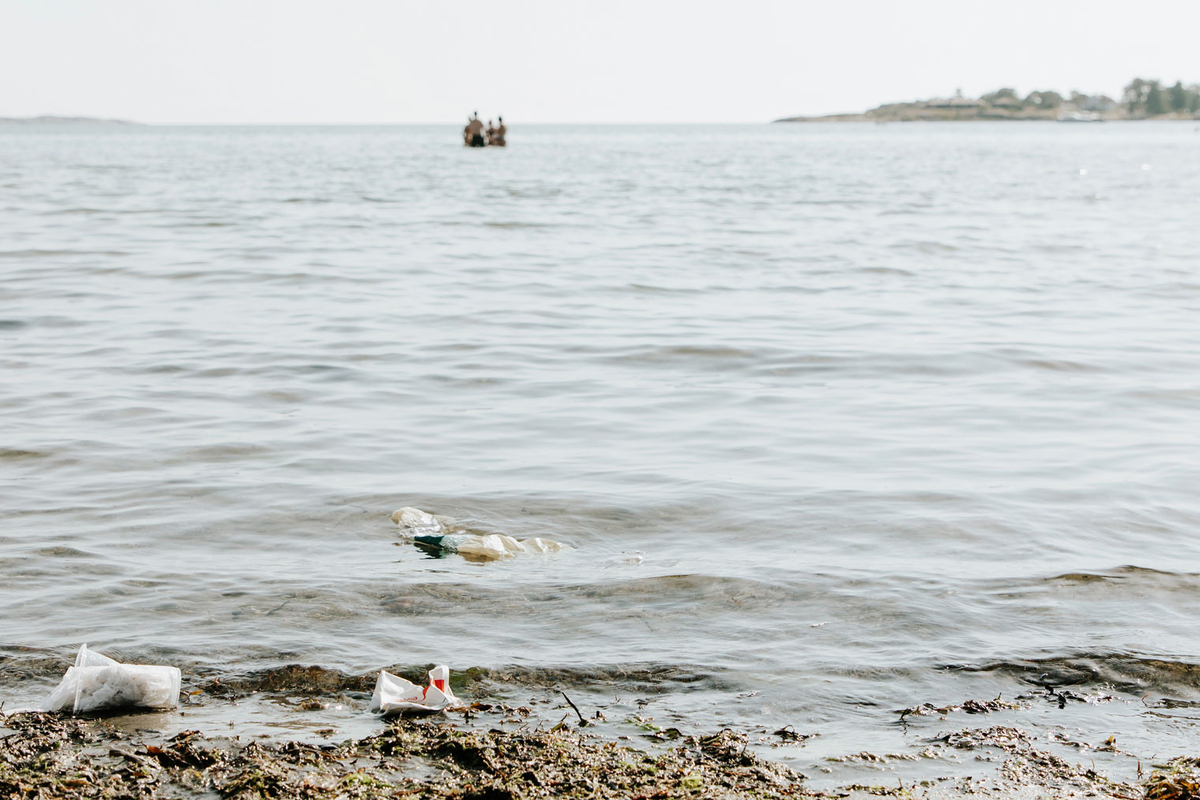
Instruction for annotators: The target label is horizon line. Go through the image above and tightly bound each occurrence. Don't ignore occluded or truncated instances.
[2,117,782,126]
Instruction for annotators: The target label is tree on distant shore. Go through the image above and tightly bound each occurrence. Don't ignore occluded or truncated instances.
[1170,81,1188,111]
[981,88,1021,106]
[1124,78,1151,114]
[1023,90,1062,109]
[1124,78,1199,116]
[1146,83,1170,115]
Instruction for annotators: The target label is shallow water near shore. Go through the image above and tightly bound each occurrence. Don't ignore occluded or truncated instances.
[2,121,1199,785]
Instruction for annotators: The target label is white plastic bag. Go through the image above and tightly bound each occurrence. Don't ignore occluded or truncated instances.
[451,534,566,558]
[41,644,181,715]
[391,506,452,534]
[368,665,457,715]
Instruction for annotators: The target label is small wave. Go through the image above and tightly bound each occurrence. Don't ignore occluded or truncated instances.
[32,546,97,559]
[942,652,1200,694]
[858,267,915,277]
[888,240,959,253]
[204,664,375,697]
[1121,388,1200,406]
[1033,243,1088,253]
[196,662,730,698]
[0,249,129,259]
[39,207,106,216]
[621,283,704,295]
[1017,359,1102,373]
[0,447,44,460]
[505,187,563,198]
[1044,572,1125,584]
[1041,566,1196,584]
[380,574,791,619]
[174,443,273,462]
[0,650,71,683]
[613,345,761,365]
[462,663,731,693]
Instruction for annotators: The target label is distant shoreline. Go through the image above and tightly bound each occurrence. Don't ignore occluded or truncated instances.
[0,115,140,125]
[777,80,1200,123]
[773,111,1198,123]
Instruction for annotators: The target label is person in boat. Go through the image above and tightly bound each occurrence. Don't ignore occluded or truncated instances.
[464,112,485,147]
[494,116,507,147]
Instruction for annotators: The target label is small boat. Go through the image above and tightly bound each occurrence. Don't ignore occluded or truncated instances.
[463,132,505,147]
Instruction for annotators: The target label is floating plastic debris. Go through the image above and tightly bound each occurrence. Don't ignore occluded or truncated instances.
[391,506,453,534]
[368,665,457,715]
[391,506,566,561]
[41,644,181,715]
[414,532,565,559]
[606,550,645,566]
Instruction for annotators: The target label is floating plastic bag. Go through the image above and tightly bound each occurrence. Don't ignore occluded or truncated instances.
[391,506,453,534]
[41,644,181,715]
[392,506,567,561]
[368,665,457,715]
[415,533,566,560]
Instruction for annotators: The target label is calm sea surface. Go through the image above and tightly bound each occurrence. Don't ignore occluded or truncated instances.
[2,122,1199,779]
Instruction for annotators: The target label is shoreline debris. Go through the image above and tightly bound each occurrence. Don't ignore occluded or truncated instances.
[369,665,458,715]
[41,644,180,716]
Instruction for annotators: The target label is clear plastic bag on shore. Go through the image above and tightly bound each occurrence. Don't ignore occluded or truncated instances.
[368,665,457,715]
[41,644,181,715]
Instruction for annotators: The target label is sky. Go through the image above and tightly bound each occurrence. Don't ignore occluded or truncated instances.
[2,0,1199,124]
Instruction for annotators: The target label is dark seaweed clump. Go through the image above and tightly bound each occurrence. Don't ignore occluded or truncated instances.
[1145,758,1200,800]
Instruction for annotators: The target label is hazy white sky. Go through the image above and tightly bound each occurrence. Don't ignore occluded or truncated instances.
[2,0,1198,124]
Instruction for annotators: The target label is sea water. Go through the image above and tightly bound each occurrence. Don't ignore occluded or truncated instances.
[2,122,1199,782]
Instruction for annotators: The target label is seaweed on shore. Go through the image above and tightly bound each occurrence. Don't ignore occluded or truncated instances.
[1,711,809,799]
[896,696,1022,721]
[0,708,1179,800]
[1145,758,1200,800]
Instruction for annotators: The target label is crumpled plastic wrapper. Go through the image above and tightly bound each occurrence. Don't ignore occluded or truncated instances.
[368,665,457,715]
[42,644,181,715]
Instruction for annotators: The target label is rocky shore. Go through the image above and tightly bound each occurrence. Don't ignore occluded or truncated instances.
[3,698,1196,800]
[4,658,1199,799]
